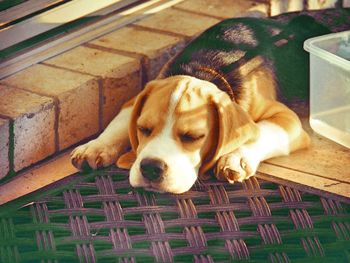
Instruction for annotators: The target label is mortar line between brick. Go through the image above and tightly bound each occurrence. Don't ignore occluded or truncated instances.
[97,78,103,132]
[140,56,150,87]
[8,119,14,177]
[128,24,190,39]
[338,0,344,8]
[83,43,145,60]
[53,98,60,152]
[171,6,227,20]
[0,82,56,101]
[0,115,14,178]
[252,0,270,4]
[267,0,272,16]
[41,62,97,78]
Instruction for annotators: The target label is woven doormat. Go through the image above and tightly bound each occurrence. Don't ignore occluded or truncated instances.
[0,166,349,263]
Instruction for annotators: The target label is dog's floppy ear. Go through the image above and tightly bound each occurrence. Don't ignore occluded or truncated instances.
[116,83,155,169]
[116,151,136,169]
[199,91,259,177]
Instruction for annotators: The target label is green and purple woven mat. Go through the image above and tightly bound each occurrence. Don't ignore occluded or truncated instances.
[1,166,350,262]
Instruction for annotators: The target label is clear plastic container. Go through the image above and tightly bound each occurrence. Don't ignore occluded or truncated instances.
[304,31,350,148]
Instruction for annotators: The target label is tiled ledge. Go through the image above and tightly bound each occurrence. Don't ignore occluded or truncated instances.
[0,0,268,180]
[0,0,345,180]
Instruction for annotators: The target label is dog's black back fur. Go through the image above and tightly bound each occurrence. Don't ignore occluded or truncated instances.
[163,9,350,102]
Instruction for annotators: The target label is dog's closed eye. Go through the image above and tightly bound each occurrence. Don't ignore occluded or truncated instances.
[179,133,205,143]
[138,126,152,137]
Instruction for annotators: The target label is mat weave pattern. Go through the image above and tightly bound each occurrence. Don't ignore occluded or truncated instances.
[0,167,349,262]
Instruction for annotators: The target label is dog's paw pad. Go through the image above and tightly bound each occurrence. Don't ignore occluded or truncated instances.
[216,150,258,184]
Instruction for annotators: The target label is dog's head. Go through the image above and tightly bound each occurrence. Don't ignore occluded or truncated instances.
[117,76,258,193]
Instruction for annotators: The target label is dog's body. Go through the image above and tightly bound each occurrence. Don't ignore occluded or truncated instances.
[71,10,350,193]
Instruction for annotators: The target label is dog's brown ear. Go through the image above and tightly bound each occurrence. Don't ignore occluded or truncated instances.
[127,82,157,153]
[199,91,259,176]
[116,151,136,169]
[116,83,156,169]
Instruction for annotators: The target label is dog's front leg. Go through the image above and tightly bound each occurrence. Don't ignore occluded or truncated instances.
[216,104,310,184]
[216,120,291,183]
[71,105,132,170]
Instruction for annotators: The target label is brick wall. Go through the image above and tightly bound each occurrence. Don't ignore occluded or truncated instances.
[0,0,348,180]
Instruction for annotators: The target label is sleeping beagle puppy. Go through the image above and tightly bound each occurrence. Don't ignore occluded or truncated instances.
[71,11,350,193]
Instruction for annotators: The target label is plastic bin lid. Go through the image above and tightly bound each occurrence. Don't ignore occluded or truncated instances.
[304,30,350,71]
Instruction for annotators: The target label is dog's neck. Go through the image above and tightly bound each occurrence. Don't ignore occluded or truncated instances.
[195,66,236,102]
[164,52,265,103]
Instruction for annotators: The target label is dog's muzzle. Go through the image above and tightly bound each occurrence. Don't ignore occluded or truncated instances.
[140,158,168,182]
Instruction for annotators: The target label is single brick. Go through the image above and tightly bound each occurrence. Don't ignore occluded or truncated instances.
[307,0,337,9]
[1,65,99,150]
[135,8,220,38]
[90,26,187,81]
[175,0,268,19]
[272,0,315,15]
[0,118,9,179]
[0,85,55,172]
[44,46,142,128]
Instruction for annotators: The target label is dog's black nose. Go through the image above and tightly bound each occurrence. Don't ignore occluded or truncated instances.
[140,158,167,182]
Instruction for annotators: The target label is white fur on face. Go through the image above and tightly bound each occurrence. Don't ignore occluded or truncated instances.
[129,79,201,194]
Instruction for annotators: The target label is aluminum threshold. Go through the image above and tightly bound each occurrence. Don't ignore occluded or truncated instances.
[0,0,185,79]
[0,0,140,50]
[0,0,67,26]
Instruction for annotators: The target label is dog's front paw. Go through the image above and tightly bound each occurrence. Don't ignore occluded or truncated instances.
[215,149,259,184]
[70,140,118,170]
